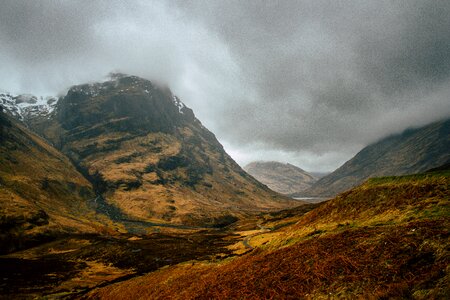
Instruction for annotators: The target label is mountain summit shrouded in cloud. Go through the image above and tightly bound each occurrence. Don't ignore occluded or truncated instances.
[1,0,449,171]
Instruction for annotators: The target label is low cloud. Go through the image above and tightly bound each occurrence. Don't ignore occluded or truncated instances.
[1,0,449,171]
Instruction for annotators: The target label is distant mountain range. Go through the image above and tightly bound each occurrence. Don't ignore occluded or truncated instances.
[0,74,298,242]
[244,161,318,195]
[302,118,450,197]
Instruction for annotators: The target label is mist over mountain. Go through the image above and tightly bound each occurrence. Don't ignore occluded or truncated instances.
[1,1,449,171]
[304,118,450,197]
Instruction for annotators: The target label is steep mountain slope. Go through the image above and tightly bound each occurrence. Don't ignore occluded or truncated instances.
[30,74,298,227]
[304,118,450,197]
[244,161,318,195]
[89,170,450,299]
[0,110,114,254]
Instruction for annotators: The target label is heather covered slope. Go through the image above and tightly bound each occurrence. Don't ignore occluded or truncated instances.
[0,111,115,254]
[36,74,298,227]
[304,118,450,197]
[89,171,450,299]
[244,161,318,195]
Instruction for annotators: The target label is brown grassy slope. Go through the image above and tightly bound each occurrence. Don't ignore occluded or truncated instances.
[0,112,115,253]
[39,75,299,227]
[304,118,450,197]
[88,171,449,299]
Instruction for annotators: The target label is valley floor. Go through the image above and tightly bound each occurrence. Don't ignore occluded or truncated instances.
[0,229,242,299]
[1,171,449,299]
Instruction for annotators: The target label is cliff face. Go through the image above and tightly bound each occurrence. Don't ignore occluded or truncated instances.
[306,118,450,197]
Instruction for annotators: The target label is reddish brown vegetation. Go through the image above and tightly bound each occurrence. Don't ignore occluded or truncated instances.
[89,219,449,299]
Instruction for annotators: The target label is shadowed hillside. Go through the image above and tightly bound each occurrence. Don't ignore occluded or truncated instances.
[0,111,116,254]
[302,118,450,197]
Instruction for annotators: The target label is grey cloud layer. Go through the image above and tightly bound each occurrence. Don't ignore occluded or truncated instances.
[1,0,449,171]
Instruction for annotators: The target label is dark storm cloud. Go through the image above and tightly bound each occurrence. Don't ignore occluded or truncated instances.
[175,0,450,168]
[0,1,114,92]
[0,1,223,94]
[0,1,98,61]
[357,1,450,93]
[1,1,449,171]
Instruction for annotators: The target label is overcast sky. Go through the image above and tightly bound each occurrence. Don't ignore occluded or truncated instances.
[1,1,449,172]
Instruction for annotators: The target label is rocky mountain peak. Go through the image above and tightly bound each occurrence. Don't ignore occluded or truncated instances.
[56,74,196,135]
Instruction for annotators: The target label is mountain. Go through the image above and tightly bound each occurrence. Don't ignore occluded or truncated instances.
[309,171,330,179]
[244,161,318,195]
[0,110,116,254]
[4,74,298,227]
[304,118,450,197]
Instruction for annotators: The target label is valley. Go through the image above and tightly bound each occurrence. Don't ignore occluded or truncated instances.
[2,2,450,299]
[0,202,317,299]
[86,170,450,299]
[0,74,448,299]
[0,169,448,299]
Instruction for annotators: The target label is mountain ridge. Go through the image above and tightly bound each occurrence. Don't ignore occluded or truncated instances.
[303,118,450,197]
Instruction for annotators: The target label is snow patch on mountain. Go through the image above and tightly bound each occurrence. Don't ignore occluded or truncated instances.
[0,92,58,121]
[172,95,186,114]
